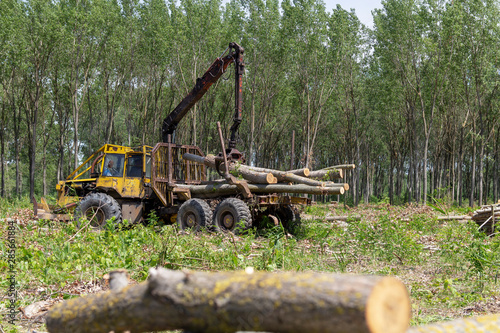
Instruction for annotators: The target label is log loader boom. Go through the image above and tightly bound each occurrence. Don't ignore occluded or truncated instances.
[162,42,244,155]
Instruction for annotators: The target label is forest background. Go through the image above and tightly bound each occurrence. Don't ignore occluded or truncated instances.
[0,0,499,207]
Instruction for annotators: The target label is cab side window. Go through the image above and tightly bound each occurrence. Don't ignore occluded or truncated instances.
[126,155,143,177]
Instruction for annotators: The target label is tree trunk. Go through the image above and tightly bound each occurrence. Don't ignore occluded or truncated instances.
[458,126,464,206]
[470,120,476,207]
[389,153,394,205]
[13,98,21,197]
[46,268,411,333]
[494,135,499,203]
[423,137,429,204]
[27,58,41,201]
[42,143,47,196]
[478,141,485,205]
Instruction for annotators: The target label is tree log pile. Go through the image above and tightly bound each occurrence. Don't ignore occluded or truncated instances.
[472,203,500,234]
[46,267,410,333]
[183,153,352,197]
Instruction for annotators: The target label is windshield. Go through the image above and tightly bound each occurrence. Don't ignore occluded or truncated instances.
[102,154,125,177]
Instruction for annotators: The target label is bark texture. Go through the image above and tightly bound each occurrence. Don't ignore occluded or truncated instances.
[46,268,410,333]
[183,153,275,184]
[309,169,343,180]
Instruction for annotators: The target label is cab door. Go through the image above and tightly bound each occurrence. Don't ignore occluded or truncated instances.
[121,154,144,198]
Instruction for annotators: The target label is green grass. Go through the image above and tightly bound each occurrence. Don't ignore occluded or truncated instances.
[1,200,499,332]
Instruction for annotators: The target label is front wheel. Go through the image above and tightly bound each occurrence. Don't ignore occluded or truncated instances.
[75,193,122,229]
[213,198,252,234]
[177,199,212,232]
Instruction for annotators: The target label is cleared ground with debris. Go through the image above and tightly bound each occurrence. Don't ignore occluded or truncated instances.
[1,201,499,332]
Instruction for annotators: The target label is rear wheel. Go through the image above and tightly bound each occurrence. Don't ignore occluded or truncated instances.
[75,193,122,229]
[213,198,252,234]
[177,199,212,232]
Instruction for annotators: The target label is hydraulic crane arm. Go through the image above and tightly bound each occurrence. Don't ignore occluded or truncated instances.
[162,42,245,148]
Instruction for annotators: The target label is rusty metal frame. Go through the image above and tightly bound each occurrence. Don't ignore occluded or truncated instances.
[151,142,206,207]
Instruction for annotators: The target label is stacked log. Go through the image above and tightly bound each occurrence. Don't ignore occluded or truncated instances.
[182,153,352,197]
[308,164,356,181]
[472,204,500,233]
[309,168,343,180]
[176,183,346,198]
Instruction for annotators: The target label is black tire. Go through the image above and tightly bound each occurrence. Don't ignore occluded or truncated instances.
[75,193,122,229]
[276,205,301,233]
[177,199,212,232]
[213,198,252,233]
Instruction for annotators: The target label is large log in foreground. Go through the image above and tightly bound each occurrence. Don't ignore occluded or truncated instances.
[177,183,345,197]
[46,268,411,333]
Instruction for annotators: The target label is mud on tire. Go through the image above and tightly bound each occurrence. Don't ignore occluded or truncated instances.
[177,198,212,232]
[213,198,252,234]
[75,193,122,229]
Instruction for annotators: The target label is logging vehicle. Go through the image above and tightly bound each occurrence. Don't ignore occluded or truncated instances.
[33,42,348,233]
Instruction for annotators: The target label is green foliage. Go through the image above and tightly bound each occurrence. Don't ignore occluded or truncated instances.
[3,203,500,331]
[0,0,499,205]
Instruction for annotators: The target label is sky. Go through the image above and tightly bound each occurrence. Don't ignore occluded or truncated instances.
[322,0,383,28]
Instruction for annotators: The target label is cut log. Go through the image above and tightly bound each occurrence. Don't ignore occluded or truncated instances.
[244,166,322,185]
[183,153,322,186]
[324,182,350,191]
[406,313,500,333]
[280,172,325,186]
[183,153,274,184]
[235,168,276,184]
[46,267,411,333]
[309,169,343,180]
[436,215,472,221]
[471,205,500,233]
[176,183,345,197]
[324,164,356,170]
[247,165,310,179]
[286,168,310,177]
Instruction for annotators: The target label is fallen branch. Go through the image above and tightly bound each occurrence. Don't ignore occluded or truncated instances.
[436,215,471,221]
